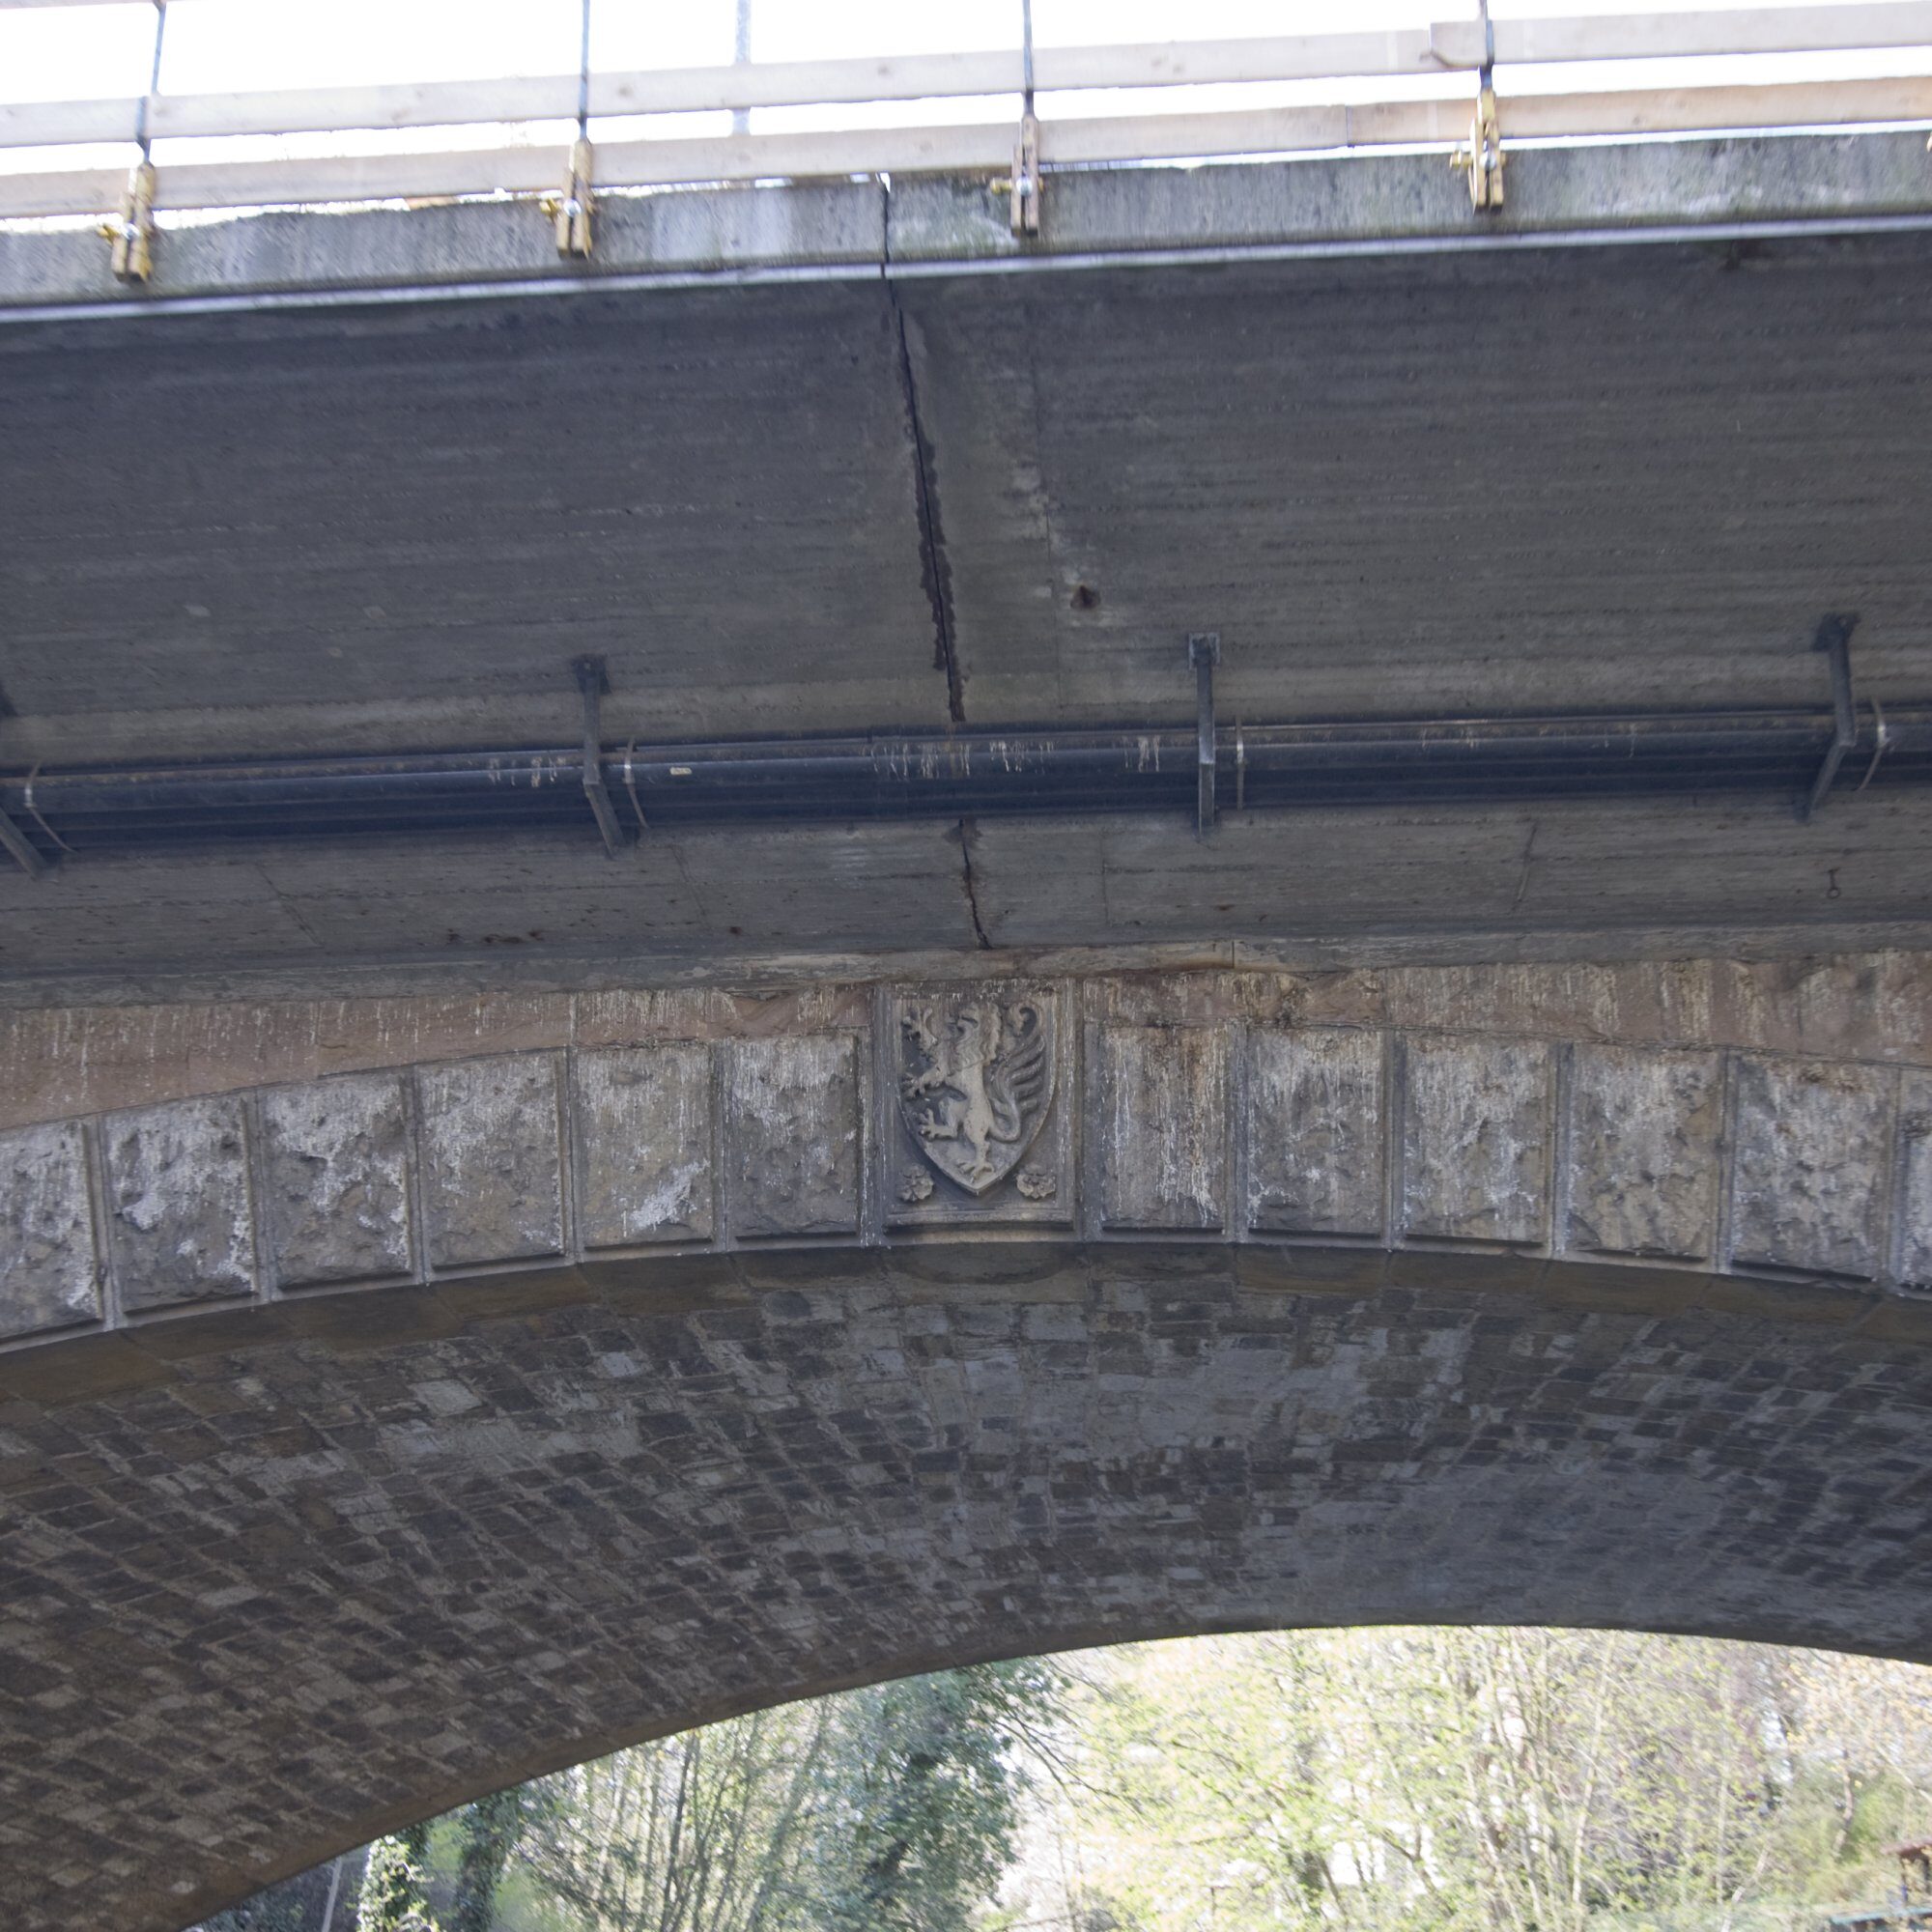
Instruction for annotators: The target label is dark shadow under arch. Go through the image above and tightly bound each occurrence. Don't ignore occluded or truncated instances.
[2,1240,1928,1932]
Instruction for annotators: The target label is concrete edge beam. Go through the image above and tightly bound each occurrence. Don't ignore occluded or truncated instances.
[1,132,1930,313]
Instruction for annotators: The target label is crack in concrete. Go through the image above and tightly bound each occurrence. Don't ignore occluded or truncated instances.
[956,816,993,950]
[885,278,965,725]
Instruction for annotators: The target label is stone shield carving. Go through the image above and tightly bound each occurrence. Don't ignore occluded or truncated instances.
[898,991,1056,1196]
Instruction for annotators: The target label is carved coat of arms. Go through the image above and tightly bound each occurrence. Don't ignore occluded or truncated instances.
[898,992,1055,1197]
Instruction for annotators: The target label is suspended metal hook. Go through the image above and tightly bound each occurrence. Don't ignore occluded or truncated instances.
[542,0,596,257]
[1010,0,1041,237]
[100,0,166,281]
[1450,0,1505,211]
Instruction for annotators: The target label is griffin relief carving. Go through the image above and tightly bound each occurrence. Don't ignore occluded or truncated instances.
[897,991,1056,1197]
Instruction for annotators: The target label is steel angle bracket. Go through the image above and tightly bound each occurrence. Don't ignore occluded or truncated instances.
[0,800,46,879]
[1189,632,1220,838]
[572,655,631,855]
[1802,612,1861,820]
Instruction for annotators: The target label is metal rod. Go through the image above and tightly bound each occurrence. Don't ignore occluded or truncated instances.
[577,0,593,135]
[732,0,753,136]
[133,0,167,155]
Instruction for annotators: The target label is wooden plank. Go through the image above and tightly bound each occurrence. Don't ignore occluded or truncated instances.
[9,10,1932,152]
[0,97,139,148]
[1490,2,1932,67]
[1496,72,1932,134]
[2,33,1435,151]
[1036,29,1443,91]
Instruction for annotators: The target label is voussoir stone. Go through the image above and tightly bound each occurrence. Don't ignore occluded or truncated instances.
[1401,1032,1550,1246]
[726,1035,861,1237]
[1566,1045,1722,1263]
[102,1096,256,1311]
[1246,1027,1384,1236]
[417,1055,564,1269]
[1096,1024,1227,1231]
[262,1073,414,1289]
[1901,1071,1932,1292]
[575,1044,715,1247]
[0,1121,100,1339]
[1731,1056,1893,1280]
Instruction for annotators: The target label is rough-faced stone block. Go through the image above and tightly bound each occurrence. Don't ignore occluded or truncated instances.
[1401,1033,1550,1246]
[1566,1046,1721,1262]
[103,1098,256,1311]
[576,1045,715,1248]
[262,1075,413,1289]
[0,1122,100,1339]
[1901,1072,1932,1292]
[417,1055,563,1269]
[1246,1028,1383,1236]
[1096,1025,1227,1230]
[1731,1056,1891,1280]
[726,1036,860,1237]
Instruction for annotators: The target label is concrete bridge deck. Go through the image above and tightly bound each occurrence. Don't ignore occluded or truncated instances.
[4,134,1932,1000]
[4,132,1932,1932]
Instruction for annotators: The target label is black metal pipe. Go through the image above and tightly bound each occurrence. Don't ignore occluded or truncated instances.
[4,704,1927,860]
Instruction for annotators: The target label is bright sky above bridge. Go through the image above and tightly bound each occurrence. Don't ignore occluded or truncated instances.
[2,0,1926,106]
[0,0,1927,201]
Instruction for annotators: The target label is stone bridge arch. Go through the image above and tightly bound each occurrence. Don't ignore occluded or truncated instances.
[2,960,1930,1932]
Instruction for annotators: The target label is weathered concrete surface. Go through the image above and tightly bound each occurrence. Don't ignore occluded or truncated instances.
[3,135,1929,310]
[5,208,1932,997]
[0,1248,1928,1932]
[9,952,1932,1133]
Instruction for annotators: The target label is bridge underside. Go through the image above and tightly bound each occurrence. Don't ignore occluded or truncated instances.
[4,195,1932,995]
[3,1242,1929,1932]
[6,147,1932,1932]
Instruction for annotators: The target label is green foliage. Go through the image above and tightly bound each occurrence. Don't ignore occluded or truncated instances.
[359,1828,439,1932]
[192,1865,333,1932]
[201,1634,1932,1932]
[1031,1630,1932,1932]
[513,1660,1059,1932]
[806,1660,1063,1932]
[448,1788,528,1932]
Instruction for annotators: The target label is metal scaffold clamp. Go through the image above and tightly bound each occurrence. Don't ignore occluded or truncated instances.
[1454,83,1505,209]
[101,160,157,283]
[1452,2,1505,211]
[543,0,596,257]
[100,0,167,282]
[1009,111,1042,237]
[542,137,597,258]
[998,0,1042,237]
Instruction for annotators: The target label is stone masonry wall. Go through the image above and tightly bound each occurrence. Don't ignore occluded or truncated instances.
[6,961,1930,1348]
